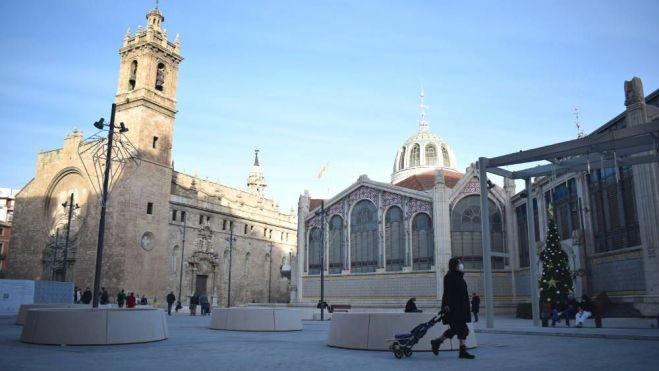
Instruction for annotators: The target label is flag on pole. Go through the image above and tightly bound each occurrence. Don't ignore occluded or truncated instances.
[317,163,328,179]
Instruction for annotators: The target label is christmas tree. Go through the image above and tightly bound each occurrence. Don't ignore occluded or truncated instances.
[539,216,573,305]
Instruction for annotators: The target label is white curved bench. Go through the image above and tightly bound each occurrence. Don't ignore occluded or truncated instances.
[209,307,303,331]
[327,312,477,351]
[16,304,89,325]
[20,308,168,345]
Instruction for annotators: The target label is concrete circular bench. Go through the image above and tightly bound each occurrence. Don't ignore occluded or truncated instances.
[209,307,303,331]
[327,312,477,351]
[20,308,168,345]
[16,304,90,325]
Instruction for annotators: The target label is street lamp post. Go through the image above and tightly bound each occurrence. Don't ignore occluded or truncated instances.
[178,212,187,306]
[226,225,236,307]
[316,201,326,320]
[79,102,136,308]
[61,192,78,282]
[268,243,273,303]
[50,228,59,281]
[91,105,117,308]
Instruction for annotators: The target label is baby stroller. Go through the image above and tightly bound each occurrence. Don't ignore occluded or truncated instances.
[387,311,444,359]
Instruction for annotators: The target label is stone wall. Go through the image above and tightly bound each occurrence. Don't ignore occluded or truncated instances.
[589,249,645,294]
[302,272,437,300]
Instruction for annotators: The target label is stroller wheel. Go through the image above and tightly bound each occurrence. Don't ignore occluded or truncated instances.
[403,348,413,357]
[394,349,403,359]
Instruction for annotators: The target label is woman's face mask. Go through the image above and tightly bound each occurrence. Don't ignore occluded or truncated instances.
[457,263,465,272]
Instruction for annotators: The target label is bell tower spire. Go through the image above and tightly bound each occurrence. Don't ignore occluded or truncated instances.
[247,149,267,197]
[114,7,183,167]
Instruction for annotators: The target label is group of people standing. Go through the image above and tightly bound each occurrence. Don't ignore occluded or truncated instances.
[74,286,110,305]
[187,293,211,316]
[115,289,150,308]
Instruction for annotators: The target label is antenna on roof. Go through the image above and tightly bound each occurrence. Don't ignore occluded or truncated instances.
[575,107,585,139]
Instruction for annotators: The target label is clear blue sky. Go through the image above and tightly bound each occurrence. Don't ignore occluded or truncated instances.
[1,0,658,211]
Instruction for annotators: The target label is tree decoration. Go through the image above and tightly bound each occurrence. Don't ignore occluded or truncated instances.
[539,216,573,304]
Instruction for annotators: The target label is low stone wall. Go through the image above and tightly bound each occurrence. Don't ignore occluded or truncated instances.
[209,307,303,331]
[16,304,89,325]
[20,308,168,345]
[327,312,477,351]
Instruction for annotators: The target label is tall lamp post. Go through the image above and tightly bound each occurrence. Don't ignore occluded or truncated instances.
[177,212,187,306]
[79,103,134,308]
[61,193,79,282]
[315,201,327,320]
[226,224,236,307]
[268,243,273,303]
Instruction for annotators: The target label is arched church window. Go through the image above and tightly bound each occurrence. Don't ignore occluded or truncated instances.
[425,144,437,166]
[450,195,506,269]
[350,200,379,273]
[308,227,322,275]
[412,213,434,270]
[129,60,137,90]
[399,147,406,170]
[410,144,420,167]
[442,146,451,167]
[385,206,405,271]
[155,63,165,91]
[329,215,344,274]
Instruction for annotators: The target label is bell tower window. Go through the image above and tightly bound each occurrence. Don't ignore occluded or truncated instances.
[129,61,137,90]
[155,63,165,91]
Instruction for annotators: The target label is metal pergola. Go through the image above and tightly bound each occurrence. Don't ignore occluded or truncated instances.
[477,118,659,328]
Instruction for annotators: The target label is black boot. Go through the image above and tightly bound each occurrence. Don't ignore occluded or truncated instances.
[459,345,475,359]
[430,338,443,355]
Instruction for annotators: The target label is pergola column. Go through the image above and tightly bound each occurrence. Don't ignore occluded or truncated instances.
[478,157,494,328]
[525,178,540,326]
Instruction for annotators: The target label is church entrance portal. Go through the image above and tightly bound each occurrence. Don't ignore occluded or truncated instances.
[195,275,208,296]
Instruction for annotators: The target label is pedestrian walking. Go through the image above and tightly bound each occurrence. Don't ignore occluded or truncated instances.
[200,294,210,315]
[430,257,475,359]
[100,287,109,305]
[126,292,137,308]
[117,289,127,308]
[166,291,176,315]
[81,287,92,304]
[74,286,82,304]
[189,293,199,316]
[140,295,148,306]
[471,293,480,323]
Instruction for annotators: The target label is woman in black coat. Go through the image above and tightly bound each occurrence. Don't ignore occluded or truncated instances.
[430,257,475,359]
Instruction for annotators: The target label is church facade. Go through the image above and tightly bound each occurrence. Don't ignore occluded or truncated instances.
[8,8,296,306]
[294,83,659,316]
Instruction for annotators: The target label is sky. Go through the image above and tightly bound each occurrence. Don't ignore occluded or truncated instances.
[1,0,658,211]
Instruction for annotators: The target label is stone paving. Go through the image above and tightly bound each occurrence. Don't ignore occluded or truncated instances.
[1,313,658,371]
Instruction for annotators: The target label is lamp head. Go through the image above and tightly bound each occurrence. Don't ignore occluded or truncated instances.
[61,201,67,208]
[93,118,105,130]
[487,179,495,190]
[119,122,129,133]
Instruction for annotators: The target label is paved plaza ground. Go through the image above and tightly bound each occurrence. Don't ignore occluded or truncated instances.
[1,312,658,371]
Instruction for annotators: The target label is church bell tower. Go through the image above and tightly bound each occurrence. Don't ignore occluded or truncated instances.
[103,7,183,301]
[115,8,183,166]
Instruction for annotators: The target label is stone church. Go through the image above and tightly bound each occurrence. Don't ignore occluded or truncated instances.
[294,82,659,316]
[8,8,296,306]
